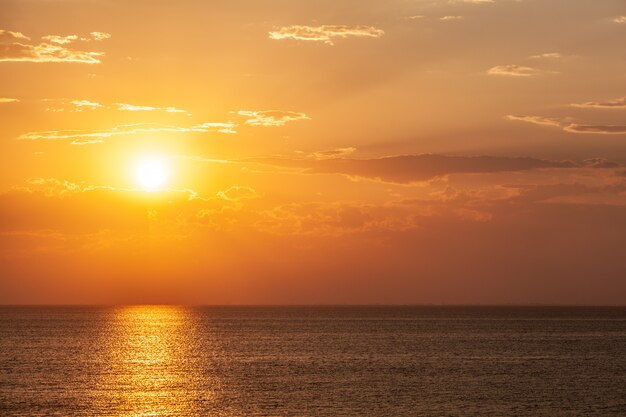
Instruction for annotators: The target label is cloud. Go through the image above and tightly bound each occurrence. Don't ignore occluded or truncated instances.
[45,99,104,112]
[0,178,214,235]
[89,32,111,41]
[217,186,259,202]
[115,103,188,113]
[507,114,626,135]
[268,25,384,45]
[613,16,626,23]
[0,177,263,242]
[42,32,110,44]
[174,155,232,164]
[451,0,494,3]
[0,42,103,64]
[71,100,103,111]
[17,122,234,143]
[487,65,538,77]
[571,96,626,109]
[581,158,621,169]
[193,122,237,134]
[0,30,29,42]
[31,105,307,134]
[237,110,310,126]
[0,97,19,103]
[309,147,357,160]
[255,202,409,236]
[440,16,464,21]
[501,182,626,206]
[2,163,625,305]
[0,29,109,64]
[249,154,576,183]
[505,115,562,127]
[230,178,626,238]
[42,35,79,45]
[529,52,562,59]
[44,99,189,114]
[563,124,626,135]
[70,138,104,145]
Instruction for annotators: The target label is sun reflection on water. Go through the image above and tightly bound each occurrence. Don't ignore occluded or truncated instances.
[94,305,218,416]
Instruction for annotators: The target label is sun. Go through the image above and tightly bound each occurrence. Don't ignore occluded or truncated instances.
[134,155,169,190]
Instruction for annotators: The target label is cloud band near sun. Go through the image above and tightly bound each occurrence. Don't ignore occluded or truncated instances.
[571,97,626,109]
[507,114,626,135]
[17,109,310,144]
[0,29,110,64]
[268,25,384,45]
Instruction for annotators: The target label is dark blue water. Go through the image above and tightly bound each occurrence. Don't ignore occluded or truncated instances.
[1,306,624,416]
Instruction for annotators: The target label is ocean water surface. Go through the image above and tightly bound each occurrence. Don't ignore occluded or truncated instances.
[0,306,624,416]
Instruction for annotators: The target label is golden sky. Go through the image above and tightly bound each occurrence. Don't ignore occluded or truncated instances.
[1,0,625,304]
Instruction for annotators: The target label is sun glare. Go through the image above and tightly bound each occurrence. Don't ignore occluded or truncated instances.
[134,156,169,190]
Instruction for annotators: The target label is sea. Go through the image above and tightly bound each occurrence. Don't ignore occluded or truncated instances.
[0,306,624,416]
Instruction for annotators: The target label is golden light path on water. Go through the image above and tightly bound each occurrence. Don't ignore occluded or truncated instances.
[93,306,220,416]
[1,306,625,416]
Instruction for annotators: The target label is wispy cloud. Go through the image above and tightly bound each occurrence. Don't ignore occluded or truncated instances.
[45,99,103,112]
[563,124,626,135]
[44,99,189,114]
[0,29,109,64]
[0,43,103,64]
[17,122,235,143]
[581,158,621,168]
[529,52,562,59]
[505,115,562,127]
[42,32,110,44]
[0,30,29,42]
[217,186,258,202]
[194,122,237,134]
[23,108,306,141]
[115,103,188,114]
[71,100,103,111]
[309,147,357,160]
[42,35,79,45]
[0,97,19,103]
[507,114,626,135]
[613,16,626,23]
[268,25,384,45]
[174,155,232,164]
[71,139,104,145]
[237,110,310,126]
[571,96,626,109]
[89,32,111,41]
[440,16,464,21]
[487,65,538,77]
[451,0,494,3]
[249,154,575,183]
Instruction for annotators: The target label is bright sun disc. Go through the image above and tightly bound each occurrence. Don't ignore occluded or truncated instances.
[134,156,169,190]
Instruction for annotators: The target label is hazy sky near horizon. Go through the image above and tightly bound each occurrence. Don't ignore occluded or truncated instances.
[1,0,625,304]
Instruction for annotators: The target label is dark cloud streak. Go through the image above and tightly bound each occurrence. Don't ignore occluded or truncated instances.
[249,154,577,183]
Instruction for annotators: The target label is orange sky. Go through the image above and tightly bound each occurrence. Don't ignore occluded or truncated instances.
[1,0,625,304]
